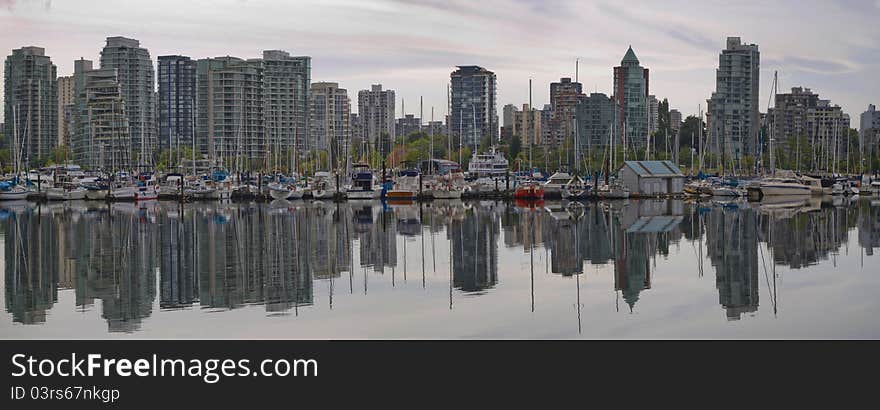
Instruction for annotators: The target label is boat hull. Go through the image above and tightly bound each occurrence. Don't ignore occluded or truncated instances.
[347,189,380,200]
[47,188,87,201]
[386,190,416,200]
[85,189,109,200]
[0,188,29,201]
[432,189,462,199]
[759,184,811,196]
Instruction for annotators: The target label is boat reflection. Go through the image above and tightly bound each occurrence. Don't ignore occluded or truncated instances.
[2,197,878,334]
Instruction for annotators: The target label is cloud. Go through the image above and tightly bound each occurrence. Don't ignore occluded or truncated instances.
[764,55,858,75]
[596,2,717,52]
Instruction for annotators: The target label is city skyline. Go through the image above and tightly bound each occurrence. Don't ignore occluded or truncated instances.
[2,0,879,127]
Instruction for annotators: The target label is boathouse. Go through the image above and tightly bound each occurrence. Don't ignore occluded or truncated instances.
[618,161,685,197]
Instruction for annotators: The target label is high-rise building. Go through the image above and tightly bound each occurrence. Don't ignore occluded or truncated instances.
[501,103,516,142]
[3,46,57,166]
[647,95,659,134]
[549,77,583,148]
[157,55,196,155]
[706,37,760,160]
[613,46,649,150]
[357,84,395,156]
[261,50,311,153]
[450,65,498,148]
[769,87,850,169]
[57,75,74,147]
[513,104,543,146]
[77,67,130,169]
[860,104,880,163]
[669,109,683,134]
[575,93,615,154]
[309,82,351,167]
[395,114,421,138]
[196,56,264,164]
[99,37,155,163]
[502,103,516,129]
[72,58,93,165]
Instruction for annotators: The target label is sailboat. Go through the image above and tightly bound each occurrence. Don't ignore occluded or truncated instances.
[310,170,339,200]
[514,78,545,201]
[561,175,590,200]
[747,72,811,200]
[46,166,87,200]
[594,125,629,199]
[0,106,29,200]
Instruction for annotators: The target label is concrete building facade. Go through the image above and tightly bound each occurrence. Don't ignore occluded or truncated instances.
[575,93,616,155]
[196,56,264,166]
[512,104,543,147]
[3,46,57,167]
[860,104,880,163]
[308,82,351,168]
[57,75,74,147]
[769,87,850,170]
[549,77,583,148]
[261,50,311,154]
[613,46,649,151]
[99,37,155,163]
[157,55,197,155]
[357,84,395,156]
[77,67,130,170]
[706,37,760,160]
[450,65,498,148]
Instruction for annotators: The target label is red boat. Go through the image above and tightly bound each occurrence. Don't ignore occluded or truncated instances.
[513,181,544,200]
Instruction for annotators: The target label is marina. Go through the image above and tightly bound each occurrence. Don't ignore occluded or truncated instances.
[1,196,878,338]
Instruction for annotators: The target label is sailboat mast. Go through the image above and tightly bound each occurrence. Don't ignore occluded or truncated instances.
[769,71,777,175]
[529,78,533,173]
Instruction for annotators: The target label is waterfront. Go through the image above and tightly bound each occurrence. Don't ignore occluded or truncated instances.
[1,197,878,339]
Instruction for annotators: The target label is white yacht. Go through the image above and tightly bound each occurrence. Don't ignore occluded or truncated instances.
[467,147,509,177]
[311,171,342,200]
[346,164,380,200]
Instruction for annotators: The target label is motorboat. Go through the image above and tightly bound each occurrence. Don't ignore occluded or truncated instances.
[432,169,464,199]
[83,178,111,200]
[800,175,825,195]
[594,182,630,199]
[869,180,880,196]
[133,173,160,201]
[513,180,545,200]
[386,168,420,201]
[268,176,305,200]
[46,182,87,201]
[749,177,811,198]
[311,171,342,200]
[711,185,745,197]
[346,164,381,200]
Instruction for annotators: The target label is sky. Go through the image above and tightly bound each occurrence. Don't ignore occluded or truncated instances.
[1,0,879,127]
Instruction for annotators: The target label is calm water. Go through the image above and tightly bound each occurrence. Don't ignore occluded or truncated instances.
[1,196,878,339]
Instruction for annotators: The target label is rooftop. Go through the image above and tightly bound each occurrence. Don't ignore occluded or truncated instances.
[622,160,684,177]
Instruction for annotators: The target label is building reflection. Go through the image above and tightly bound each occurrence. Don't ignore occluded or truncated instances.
[2,197,878,333]
[449,203,499,293]
[705,204,759,320]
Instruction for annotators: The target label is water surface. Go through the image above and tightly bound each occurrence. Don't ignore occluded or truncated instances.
[1,197,878,339]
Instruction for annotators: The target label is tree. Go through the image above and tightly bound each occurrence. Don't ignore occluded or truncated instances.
[678,115,706,151]
[508,135,522,163]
